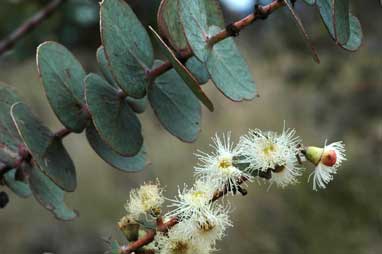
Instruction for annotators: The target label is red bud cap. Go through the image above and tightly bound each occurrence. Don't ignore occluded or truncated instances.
[321,150,337,167]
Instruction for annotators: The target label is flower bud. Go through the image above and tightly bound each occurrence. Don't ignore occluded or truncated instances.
[118,215,140,241]
[307,141,346,191]
[305,146,324,165]
[321,149,337,167]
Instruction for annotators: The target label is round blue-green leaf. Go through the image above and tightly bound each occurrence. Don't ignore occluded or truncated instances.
[302,0,315,5]
[157,0,189,51]
[96,46,116,86]
[96,46,147,114]
[206,26,256,101]
[341,15,362,51]
[185,57,209,84]
[149,26,214,111]
[100,0,154,98]
[86,123,147,172]
[0,85,23,151]
[28,165,78,221]
[205,0,225,28]
[4,169,32,198]
[179,0,209,62]
[317,0,350,45]
[149,60,201,142]
[10,102,77,192]
[85,73,143,156]
[37,42,88,133]
[332,0,350,45]
[126,97,146,114]
[317,0,334,36]
[158,0,224,51]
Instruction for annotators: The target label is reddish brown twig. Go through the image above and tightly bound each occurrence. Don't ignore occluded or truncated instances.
[156,217,178,232]
[283,0,320,63]
[0,0,67,56]
[208,1,285,46]
[146,0,285,79]
[54,127,72,139]
[120,229,156,254]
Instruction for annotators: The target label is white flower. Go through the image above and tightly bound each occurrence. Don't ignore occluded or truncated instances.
[166,180,216,220]
[194,132,251,194]
[125,181,165,219]
[269,159,303,188]
[238,128,301,172]
[307,141,346,191]
[237,128,303,187]
[176,204,232,245]
[157,223,213,254]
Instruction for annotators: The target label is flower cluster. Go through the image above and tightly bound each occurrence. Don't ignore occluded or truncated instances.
[117,127,347,253]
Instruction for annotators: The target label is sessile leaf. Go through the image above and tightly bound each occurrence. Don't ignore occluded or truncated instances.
[37,42,89,133]
[85,73,143,156]
[100,0,154,98]
[149,26,214,111]
[316,0,350,45]
[341,15,362,51]
[28,165,78,221]
[148,60,201,143]
[206,26,257,101]
[11,102,77,192]
[86,123,147,172]
[178,0,210,62]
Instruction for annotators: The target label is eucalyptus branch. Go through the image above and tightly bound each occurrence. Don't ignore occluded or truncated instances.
[147,0,286,79]
[0,0,286,180]
[0,0,67,56]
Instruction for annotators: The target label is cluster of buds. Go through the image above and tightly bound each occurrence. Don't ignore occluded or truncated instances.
[114,126,346,254]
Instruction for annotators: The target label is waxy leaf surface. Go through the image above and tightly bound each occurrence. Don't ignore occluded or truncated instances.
[37,42,88,132]
[85,73,143,156]
[100,0,154,98]
[86,123,147,172]
[11,102,77,192]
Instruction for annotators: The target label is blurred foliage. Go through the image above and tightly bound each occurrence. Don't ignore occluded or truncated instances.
[0,0,381,253]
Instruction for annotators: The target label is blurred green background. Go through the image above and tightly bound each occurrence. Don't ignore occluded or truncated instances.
[0,0,381,253]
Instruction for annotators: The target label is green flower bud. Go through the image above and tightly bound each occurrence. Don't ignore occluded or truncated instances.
[305,146,324,165]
